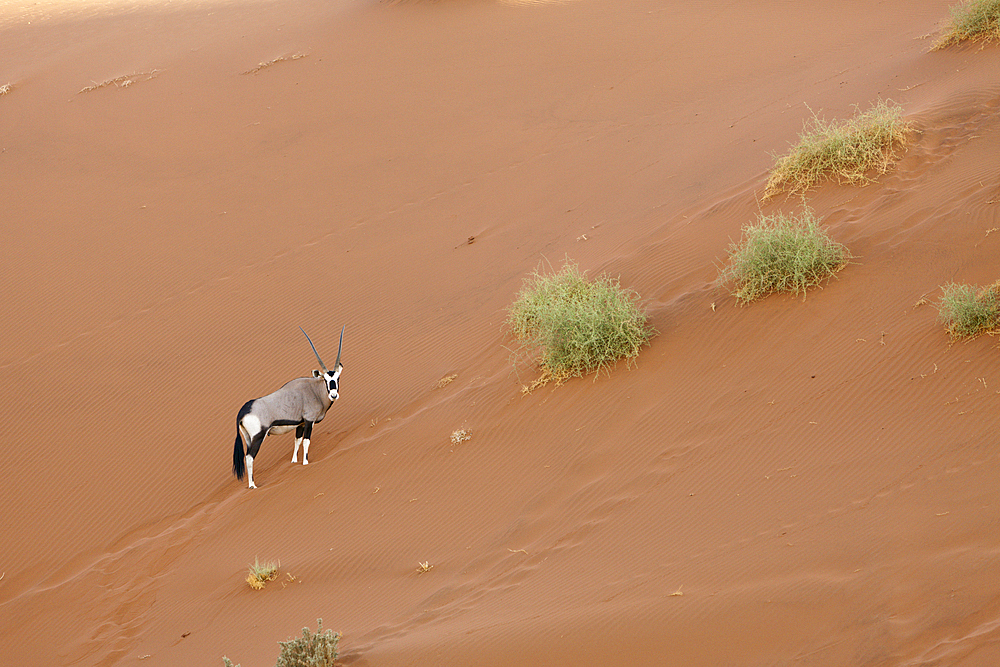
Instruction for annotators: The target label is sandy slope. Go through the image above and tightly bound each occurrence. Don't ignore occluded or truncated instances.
[1,0,998,665]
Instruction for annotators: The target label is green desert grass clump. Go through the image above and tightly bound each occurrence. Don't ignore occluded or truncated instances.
[764,100,912,199]
[717,208,851,304]
[937,280,1000,339]
[934,0,1000,49]
[245,557,279,590]
[223,619,340,667]
[506,259,655,386]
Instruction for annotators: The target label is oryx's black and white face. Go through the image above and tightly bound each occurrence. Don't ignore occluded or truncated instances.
[313,363,343,402]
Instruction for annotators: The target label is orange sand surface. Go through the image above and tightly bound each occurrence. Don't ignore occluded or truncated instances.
[2,0,999,665]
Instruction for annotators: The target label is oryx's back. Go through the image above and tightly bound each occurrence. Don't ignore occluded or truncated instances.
[252,377,330,424]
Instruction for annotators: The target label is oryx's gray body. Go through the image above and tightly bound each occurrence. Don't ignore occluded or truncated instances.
[233,327,344,489]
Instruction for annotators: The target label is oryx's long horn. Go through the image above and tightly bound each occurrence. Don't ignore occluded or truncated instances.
[299,327,328,373]
[334,325,345,369]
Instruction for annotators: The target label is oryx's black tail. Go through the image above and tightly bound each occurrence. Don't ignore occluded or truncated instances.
[233,400,253,480]
[233,430,245,480]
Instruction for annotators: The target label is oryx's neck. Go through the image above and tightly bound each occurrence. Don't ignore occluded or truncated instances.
[308,375,333,405]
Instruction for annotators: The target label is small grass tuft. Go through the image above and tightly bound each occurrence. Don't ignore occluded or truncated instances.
[764,100,912,199]
[937,280,1000,339]
[717,208,851,304]
[450,428,472,445]
[245,557,279,590]
[506,259,655,387]
[934,0,1000,49]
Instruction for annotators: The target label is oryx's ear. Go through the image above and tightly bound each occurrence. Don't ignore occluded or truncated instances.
[336,362,344,373]
[312,370,322,378]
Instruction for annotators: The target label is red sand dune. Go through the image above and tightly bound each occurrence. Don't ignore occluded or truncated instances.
[2,0,999,665]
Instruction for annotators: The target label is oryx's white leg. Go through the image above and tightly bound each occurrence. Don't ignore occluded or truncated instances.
[246,455,256,489]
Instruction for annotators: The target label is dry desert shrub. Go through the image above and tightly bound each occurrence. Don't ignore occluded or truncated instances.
[937,280,1000,339]
[934,0,1000,49]
[223,619,339,667]
[506,259,655,386]
[717,208,851,304]
[274,620,339,667]
[764,100,912,199]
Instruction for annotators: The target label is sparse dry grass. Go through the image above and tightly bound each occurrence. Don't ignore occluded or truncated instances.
[933,0,1000,49]
[78,69,163,94]
[242,53,308,75]
[436,374,457,389]
[245,557,279,590]
[450,428,472,445]
[937,280,1000,340]
[764,100,912,199]
[717,208,851,304]
[0,83,12,96]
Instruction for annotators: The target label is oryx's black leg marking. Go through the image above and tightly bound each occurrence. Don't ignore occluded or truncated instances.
[247,429,267,460]
[302,421,315,465]
[292,423,306,463]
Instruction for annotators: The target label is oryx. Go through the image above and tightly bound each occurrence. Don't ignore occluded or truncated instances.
[232,326,345,489]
